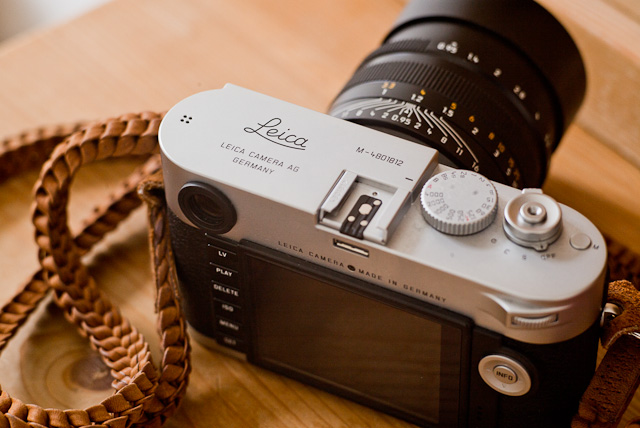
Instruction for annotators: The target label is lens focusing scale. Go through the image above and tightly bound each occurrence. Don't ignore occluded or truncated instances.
[330,0,586,189]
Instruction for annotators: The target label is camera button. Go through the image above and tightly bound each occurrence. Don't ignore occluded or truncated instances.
[478,354,532,396]
[216,317,243,336]
[216,333,248,353]
[570,233,592,250]
[208,243,239,269]
[211,263,239,286]
[212,282,242,305]
[503,189,562,251]
[215,299,243,322]
[493,365,518,385]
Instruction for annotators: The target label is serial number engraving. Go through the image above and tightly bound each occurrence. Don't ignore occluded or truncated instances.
[356,147,404,166]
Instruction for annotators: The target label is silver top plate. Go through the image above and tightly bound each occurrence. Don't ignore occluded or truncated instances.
[160,84,438,217]
[160,85,608,344]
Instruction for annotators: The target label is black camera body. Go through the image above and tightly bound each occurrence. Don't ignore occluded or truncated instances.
[160,84,606,427]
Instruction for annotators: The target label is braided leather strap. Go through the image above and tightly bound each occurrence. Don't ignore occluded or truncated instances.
[0,122,86,184]
[0,114,190,427]
[0,155,160,351]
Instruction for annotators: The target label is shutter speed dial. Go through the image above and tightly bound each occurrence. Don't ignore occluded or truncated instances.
[420,170,498,235]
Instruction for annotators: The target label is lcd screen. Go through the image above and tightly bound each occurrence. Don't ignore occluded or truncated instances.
[245,248,467,426]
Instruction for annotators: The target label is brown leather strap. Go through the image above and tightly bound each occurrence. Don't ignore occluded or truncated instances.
[0,122,86,184]
[572,280,640,428]
[0,155,160,351]
[578,251,640,428]
[0,114,190,427]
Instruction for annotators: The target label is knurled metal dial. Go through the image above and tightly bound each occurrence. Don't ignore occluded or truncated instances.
[420,170,498,236]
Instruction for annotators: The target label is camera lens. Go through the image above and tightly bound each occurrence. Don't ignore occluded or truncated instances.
[178,182,237,234]
[329,0,586,188]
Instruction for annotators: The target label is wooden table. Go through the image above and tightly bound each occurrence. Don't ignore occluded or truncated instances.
[0,0,638,426]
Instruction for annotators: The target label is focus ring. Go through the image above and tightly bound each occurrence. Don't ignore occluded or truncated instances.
[344,58,479,109]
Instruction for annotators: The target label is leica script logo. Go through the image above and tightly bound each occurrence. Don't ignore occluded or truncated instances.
[243,117,308,150]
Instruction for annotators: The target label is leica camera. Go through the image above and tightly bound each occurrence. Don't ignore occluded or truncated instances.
[160,1,606,427]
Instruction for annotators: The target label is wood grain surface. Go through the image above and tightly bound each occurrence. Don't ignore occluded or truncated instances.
[0,0,638,426]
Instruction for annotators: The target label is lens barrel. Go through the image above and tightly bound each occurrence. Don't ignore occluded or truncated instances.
[329,0,586,188]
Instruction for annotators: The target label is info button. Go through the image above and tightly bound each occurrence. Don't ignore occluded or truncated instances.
[493,365,518,384]
[478,354,531,396]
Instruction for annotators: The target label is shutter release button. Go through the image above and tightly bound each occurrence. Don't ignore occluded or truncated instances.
[503,189,562,251]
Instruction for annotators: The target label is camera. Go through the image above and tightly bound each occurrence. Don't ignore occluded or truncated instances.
[160,1,605,427]
[160,87,606,427]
